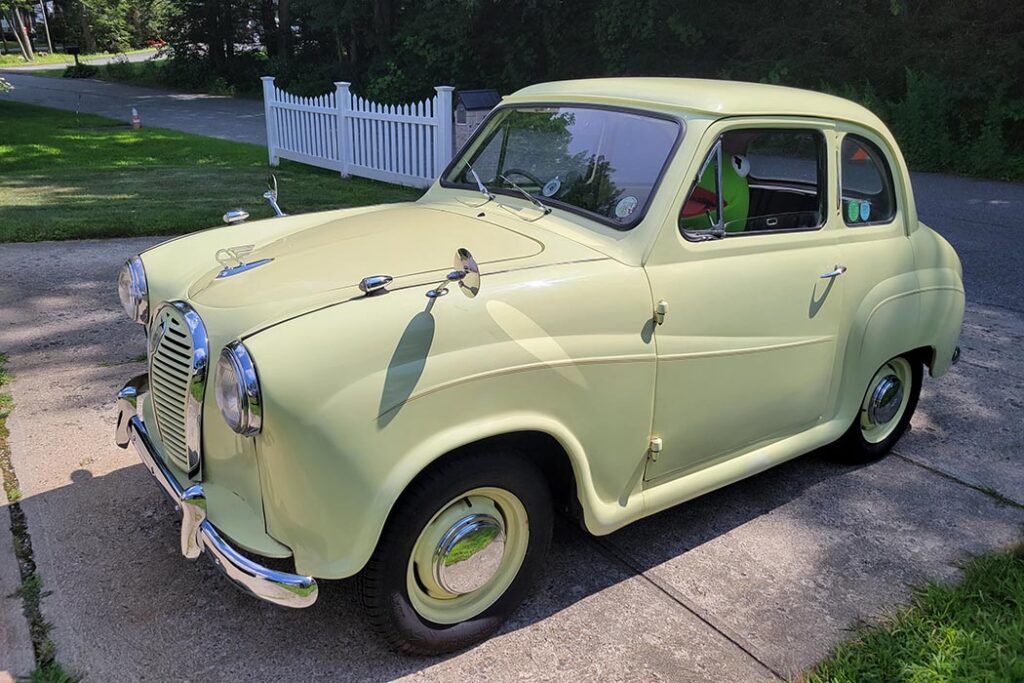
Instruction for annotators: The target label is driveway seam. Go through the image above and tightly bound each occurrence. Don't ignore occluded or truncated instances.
[583,530,785,681]
[892,451,1024,509]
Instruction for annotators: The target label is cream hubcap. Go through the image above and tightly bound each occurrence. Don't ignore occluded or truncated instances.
[407,487,529,624]
[860,357,912,443]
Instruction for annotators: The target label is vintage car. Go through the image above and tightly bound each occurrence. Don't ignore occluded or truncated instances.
[114,78,964,654]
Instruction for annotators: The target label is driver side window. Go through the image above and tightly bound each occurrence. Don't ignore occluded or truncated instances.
[680,128,826,238]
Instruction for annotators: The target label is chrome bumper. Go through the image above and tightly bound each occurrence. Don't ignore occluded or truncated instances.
[115,374,318,608]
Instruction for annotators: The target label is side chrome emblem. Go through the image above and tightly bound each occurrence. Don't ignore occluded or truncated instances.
[215,245,273,279]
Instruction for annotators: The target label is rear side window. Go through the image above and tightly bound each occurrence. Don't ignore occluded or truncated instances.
[841,135,897,225]
[680,128,825,238]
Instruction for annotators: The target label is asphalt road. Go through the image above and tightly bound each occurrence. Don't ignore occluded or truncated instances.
[0,71,267,145]
[0,171,1022,680]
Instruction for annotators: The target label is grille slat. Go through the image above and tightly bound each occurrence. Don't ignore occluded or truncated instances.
[152,361,189,386]
[148,304,206,474]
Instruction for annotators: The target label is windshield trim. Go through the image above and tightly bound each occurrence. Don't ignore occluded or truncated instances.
[440,102,686,231]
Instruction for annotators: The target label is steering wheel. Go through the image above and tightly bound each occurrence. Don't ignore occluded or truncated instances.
[501,168,546,188]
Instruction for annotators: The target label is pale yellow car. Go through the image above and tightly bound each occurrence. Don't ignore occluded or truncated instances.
[114,78,964,654]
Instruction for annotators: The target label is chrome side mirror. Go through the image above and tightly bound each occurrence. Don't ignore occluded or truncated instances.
[223,209,249,225]
[264,174,286,217]
[426,248,480,299]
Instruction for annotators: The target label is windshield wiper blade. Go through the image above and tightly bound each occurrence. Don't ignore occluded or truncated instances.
[467,163,495,203]
[500,174,551,216]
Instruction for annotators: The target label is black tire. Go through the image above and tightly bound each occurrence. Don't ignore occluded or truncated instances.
[356,447,553,656]
[834,355,923,464]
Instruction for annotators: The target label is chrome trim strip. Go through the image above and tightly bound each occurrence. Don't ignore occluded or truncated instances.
[216,258,274,279]
[115,375,318,608]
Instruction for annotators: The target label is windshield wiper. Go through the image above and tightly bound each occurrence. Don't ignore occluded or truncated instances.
[500,174,552,217]
[467,163,495,203]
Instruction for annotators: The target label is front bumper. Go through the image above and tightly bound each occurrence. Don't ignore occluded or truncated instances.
[115,374,318,608]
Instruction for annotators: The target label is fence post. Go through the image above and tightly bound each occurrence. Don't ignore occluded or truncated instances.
[335,81,352,177]
[433,86,455,177]
[260,76,280,167]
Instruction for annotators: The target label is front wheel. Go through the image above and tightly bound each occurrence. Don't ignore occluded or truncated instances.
[356,448,553,655]
[835,354,922,463]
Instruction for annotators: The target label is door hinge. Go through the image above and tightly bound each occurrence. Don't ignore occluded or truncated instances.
[654,300,668,325]
[648,436,663,462]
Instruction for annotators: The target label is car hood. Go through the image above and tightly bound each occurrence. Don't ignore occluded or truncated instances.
[172,202,603,336]
[187,204,547,309]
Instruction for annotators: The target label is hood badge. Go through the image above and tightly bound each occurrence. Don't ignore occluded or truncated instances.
[215,245,273,279]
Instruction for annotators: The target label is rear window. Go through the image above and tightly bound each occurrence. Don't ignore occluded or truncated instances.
[841,135,897,225]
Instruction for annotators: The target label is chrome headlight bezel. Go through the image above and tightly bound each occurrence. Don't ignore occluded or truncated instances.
[118,256,149,324]
[215,341,263,436]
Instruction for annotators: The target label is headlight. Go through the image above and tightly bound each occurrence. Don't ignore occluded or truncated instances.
[117,256,149,324]
[215,341,262,436]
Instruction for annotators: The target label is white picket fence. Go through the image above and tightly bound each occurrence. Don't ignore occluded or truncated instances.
[261,76,455,188]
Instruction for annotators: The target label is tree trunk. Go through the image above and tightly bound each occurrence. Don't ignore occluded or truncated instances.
[78,1,96,53]
[223,0,234,60]
[5,10,30,60]
[205,0,225,67]
[13,7,35,60]
[39,0,54,53]
[372,0,392,55]
[259,0,277,57]
[277,0,289,59]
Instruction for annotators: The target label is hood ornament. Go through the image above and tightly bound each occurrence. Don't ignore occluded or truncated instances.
[215,245,273,279]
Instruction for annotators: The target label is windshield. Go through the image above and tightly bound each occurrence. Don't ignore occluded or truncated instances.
[444,106,681,229]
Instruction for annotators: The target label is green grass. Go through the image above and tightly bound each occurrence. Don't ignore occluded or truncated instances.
[0,48,152,68]
[806,543,1024,683]
[0,100,421,241]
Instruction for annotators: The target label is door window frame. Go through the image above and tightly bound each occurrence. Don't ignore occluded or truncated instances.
[678,120,834,242]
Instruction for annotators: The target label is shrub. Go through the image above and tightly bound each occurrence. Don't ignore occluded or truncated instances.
[104,54,136,80]
[62,64,100,79]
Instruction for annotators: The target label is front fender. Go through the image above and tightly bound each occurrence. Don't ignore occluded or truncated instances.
[245,259,656,578]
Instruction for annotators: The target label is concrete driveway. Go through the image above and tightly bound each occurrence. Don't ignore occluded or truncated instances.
[0,173,1022,681]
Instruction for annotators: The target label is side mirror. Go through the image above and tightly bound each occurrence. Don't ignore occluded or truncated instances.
[426,248,481,299]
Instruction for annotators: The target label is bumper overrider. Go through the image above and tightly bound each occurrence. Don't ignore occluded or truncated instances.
[115,374,318,608]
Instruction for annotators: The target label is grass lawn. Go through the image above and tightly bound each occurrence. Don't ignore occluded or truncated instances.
[0,100,421,241]
[0,47,152,68]
[806,543,1024,682]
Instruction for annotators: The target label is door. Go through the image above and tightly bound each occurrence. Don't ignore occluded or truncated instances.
[644,122,845,482]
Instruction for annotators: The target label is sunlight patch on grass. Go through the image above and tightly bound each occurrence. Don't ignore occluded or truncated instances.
[0,100,421,241]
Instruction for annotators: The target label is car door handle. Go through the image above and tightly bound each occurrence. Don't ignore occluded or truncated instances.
[820,265,847,279]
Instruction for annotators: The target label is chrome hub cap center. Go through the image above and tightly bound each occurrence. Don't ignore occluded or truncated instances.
[433,513,506,596]
[867,374,903,425]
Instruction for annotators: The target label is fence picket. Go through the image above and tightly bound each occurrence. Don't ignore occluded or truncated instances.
[261,76,455,186]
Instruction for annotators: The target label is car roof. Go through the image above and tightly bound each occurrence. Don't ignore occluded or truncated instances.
[506,77,886,131]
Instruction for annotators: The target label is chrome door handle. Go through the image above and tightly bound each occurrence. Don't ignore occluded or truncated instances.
[820,265,847,279]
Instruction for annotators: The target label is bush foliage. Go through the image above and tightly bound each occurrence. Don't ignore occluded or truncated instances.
[151,0,1023,180]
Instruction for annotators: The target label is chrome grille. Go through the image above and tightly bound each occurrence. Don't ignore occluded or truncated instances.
[148,302,208,475]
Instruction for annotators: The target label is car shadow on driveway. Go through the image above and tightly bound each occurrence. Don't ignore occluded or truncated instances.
[19,435,1024,681]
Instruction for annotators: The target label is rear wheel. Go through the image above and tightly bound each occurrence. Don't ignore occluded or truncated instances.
[835,354,922,463]
[357,448,553,655]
